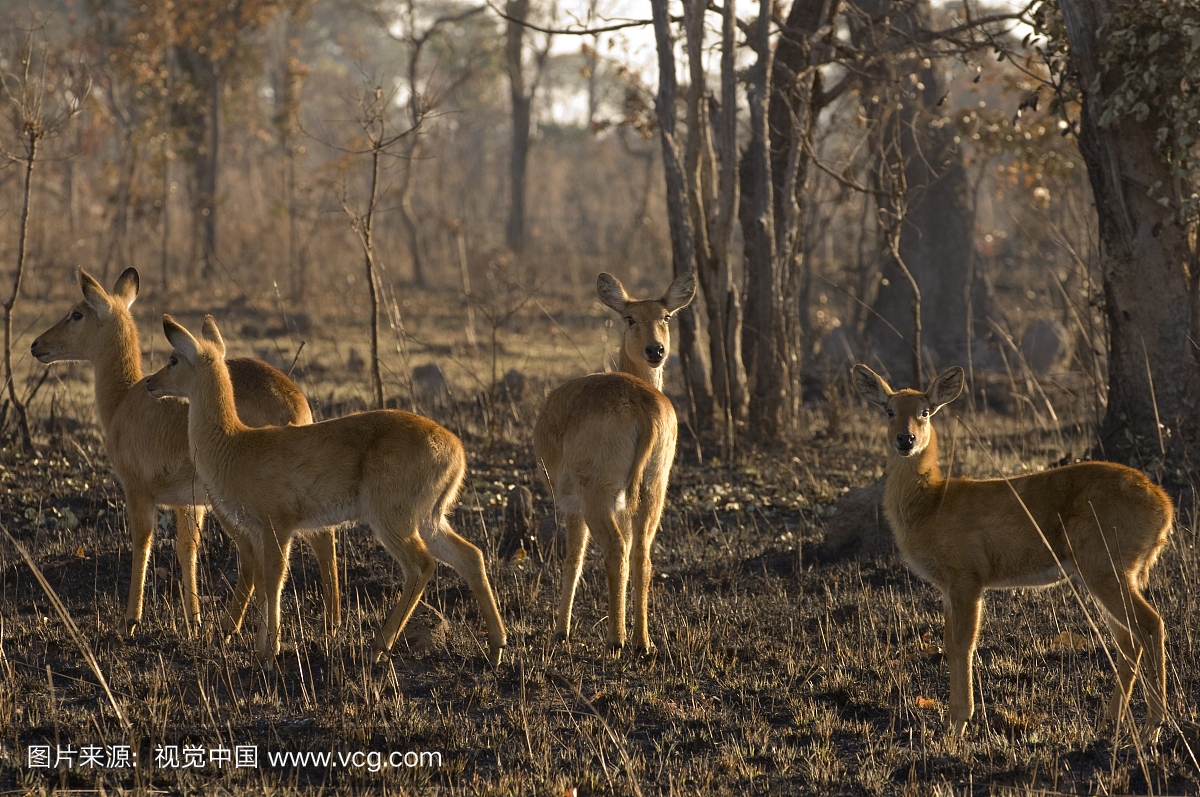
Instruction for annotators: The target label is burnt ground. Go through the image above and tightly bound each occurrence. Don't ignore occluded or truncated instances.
[1,382,1199,796]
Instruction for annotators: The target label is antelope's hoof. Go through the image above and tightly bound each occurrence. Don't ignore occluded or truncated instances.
[488,645,506,668]
[125,619,139,636]
[634,644,657,662]
[949,718,968,737]
[606,642,624,658]
[551,632,568,646]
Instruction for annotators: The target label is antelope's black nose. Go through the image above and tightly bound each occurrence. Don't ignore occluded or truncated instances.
[645,343,665,364]
[895,433,916,452]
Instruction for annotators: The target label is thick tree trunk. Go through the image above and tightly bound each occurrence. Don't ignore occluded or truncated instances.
[858,0,980,384]
[1060,0,1200,463]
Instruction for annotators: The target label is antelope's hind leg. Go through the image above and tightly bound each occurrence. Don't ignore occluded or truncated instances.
[426,521,507,666]
[553,511,589,645]
[581,499,630,654]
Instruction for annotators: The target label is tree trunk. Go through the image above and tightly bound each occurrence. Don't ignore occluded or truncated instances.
[650,0,715,432]
[399,139,427,287]
[682,0,747,443]
[1059,0,1200,464]
[199,60,222,276]
[740,0,836,440]
[365,144,385,410]
[3,133,38,450]
[505,0,532,254]
[741,0,780,438]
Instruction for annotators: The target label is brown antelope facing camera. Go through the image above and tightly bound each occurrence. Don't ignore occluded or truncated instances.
[146,314,507,666]
[852,364,1172,739]
[534,271,695,655]
[30,268,339,637]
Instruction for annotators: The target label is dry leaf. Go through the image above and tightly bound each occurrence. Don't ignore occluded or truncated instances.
[75,546,86,558]
[915,696,942,710]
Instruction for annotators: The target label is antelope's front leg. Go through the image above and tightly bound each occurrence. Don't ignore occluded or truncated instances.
[944,586,983,735]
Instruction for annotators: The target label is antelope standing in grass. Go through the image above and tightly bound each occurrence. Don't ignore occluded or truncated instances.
[534,272,695,655]
[146,314,506,666]
[31,268,339,635]
[852,364,1172,738]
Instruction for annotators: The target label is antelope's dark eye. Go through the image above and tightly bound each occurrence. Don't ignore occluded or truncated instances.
[169,355,178,367]
[71,310,84,321]
[625,317,636,327]
[920,408,930,418]
[885,407,895,418]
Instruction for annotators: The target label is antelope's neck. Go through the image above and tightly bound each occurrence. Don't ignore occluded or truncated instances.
[94,317,144,430]
[618,348,662,390]
[884,426,944,532]
[187,359,247,473]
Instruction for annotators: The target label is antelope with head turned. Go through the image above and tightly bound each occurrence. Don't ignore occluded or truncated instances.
[534,271,695,655]
[852,364,1172,739]
[30,268,339,636]
[145,314,506,666]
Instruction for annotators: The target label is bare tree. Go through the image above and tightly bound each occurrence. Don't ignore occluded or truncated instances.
[0,27,87,449]
[337,79,424,409]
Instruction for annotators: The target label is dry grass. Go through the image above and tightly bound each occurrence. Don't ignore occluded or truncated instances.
[2,290,1199,796]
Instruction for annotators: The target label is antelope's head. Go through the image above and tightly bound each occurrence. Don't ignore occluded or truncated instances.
[31,268,140,364]
[597,271,696,386]
[146,315,227,400]
[852,365,964,457]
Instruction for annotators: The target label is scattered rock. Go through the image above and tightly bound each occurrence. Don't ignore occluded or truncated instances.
[400,609,449,654]
[821,478,896,561]
[412,363,450,403]
[498,369,526,402]
[1020,318,1071,375]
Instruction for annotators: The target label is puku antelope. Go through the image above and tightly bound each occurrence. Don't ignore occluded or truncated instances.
[146,314,507,666]
[852,364,1172,737]
[30,268,339,636]
[533,272,695,654]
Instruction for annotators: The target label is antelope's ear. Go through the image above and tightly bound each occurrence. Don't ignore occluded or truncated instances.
[663,272,697,314]
[162,314,200,364]
[200,314,227,358]
[851,364,893,407]
[927,366,965,413]
[79,268,111,317]
[596,272,630,314]
[112,268,140,309]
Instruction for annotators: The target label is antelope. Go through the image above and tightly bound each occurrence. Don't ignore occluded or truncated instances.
[31,268,339,636]
[145,314,507,666]
[533,272,695,654]
[852,364,1172,738]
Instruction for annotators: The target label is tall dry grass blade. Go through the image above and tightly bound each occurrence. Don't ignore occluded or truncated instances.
[0,522,129,729]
